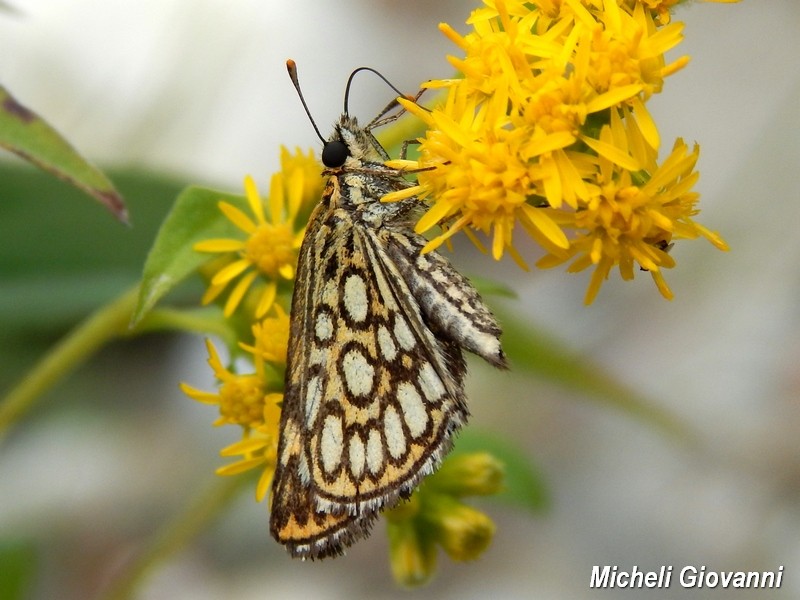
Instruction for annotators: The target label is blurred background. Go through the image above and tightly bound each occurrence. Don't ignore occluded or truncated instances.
[1,0,799,598]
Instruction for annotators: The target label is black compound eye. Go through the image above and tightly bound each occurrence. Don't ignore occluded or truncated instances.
[321,140,349,168]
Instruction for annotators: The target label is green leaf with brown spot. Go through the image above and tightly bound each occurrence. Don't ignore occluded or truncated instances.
[0,84,127,221]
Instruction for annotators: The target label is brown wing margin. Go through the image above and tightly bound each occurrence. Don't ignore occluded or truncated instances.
[270,445,377,559]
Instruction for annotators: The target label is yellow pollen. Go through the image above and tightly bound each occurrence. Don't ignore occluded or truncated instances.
[218,376,265,428]
[244,222,295,279]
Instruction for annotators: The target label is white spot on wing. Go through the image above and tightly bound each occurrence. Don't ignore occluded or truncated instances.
[309,345,328,367]
[305,375,323,426]
[343,274,368,322]
[315,311,333,341]
[397,382,428,438]
[393,316,416,351]
[342,349,374,396]
[366,429,383,475]
[418,362,446,403]
[384,406,406,459]
[349,434,366,479]
[320,415,344,474]
[377,325,397,361]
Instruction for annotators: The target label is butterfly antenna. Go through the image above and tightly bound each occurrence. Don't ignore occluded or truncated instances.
[343,66,408,116]
[286,59,326,144]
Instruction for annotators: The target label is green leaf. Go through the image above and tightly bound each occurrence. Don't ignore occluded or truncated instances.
[453,429,549,513]
[0,84,127,221]
[497,307,691,440]
[132,186,247,326]
[0,540,37,600]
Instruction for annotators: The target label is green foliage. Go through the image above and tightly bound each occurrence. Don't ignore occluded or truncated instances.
[0,164,184,335]
[0,540,37,600]
[497,307,691,440]
[0,85,126,220]
[132,186,247,326]
[452,430,549,514]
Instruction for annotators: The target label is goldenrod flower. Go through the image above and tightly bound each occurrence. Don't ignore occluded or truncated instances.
[385,0,731,302]
[277,145,326,225]
[181,322,288,500]
[194,147,322,317]
[539,134,728,303]
[239,304,291,367]
[217,405,280,502]
[180,338,269,429]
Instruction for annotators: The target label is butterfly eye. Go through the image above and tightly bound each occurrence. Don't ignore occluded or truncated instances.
[322,140,349,168]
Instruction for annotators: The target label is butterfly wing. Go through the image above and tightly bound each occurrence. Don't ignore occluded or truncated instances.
[270,198,373,559]
[301,215,470,516]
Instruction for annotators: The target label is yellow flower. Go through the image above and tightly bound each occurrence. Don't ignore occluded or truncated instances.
[239,304,291,367]
[180,339,268,429]
[180,333,285,501]
[194,147,322,318]
[385,0,731,302]
[217,397,281,502]
[278,145,326,224]
[539,134,728,303]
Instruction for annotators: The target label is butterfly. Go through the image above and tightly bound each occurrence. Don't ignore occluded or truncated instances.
[269,60,506,559]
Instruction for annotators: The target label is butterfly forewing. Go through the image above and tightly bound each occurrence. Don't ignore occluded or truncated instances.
[269,417,375,558]
[270,113,505,559]
[306,223,470,515]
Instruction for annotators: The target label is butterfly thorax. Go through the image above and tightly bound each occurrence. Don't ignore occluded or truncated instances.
[322,115,417,228]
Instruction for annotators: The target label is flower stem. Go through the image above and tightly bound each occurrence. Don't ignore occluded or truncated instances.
[0,285,139,442]
[101,474,251,600]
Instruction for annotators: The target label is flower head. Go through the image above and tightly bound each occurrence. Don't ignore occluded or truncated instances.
[540,136,728,302]
[180,338,269,429]
[194,147,322,317]
[239,303,291,367]
[181,303,291,500]
[385,0,730,302]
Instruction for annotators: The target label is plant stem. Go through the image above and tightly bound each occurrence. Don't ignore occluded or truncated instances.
[0,285,139,442]
[101,475,250,600]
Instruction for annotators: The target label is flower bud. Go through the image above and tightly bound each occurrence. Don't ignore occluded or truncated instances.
[387,520,437,587]
[421,493,496,561]
[427,452,505,497]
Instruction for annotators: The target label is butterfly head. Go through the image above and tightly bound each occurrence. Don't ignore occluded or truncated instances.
[323,115,382,168]
[287,60,401,170]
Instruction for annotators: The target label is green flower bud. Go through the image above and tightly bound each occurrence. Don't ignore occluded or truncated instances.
[387,519,437,587]
[427,452,505,497]
[420,493,496,561]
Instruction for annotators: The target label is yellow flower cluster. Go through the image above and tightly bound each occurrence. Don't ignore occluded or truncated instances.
[182,147,322,499]
[194,147,322,317]
[385,0,731,303]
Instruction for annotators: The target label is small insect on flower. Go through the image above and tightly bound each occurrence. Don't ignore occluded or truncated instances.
[270,60,507,560]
